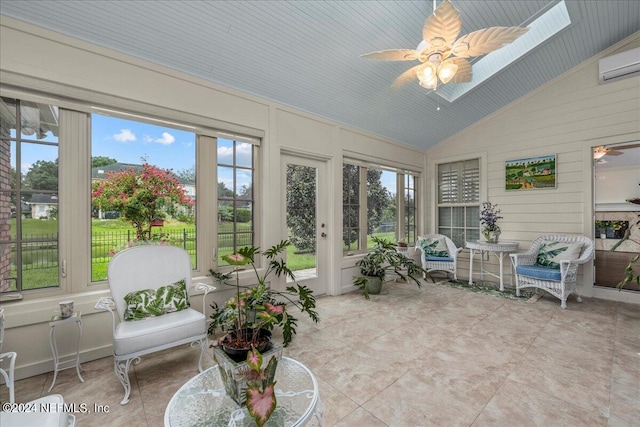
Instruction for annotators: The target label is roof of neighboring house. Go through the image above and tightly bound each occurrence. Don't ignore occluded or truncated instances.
[30,193,58,204]
[91,162,194,185]
[91,163,144,180]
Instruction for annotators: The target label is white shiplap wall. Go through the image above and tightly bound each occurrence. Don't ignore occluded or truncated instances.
[427,33,640,303]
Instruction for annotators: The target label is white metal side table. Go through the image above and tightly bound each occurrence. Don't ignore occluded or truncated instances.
[48,311,84,392]
[466,240,520,291]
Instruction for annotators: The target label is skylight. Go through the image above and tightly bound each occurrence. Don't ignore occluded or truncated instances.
[436,0,572,102]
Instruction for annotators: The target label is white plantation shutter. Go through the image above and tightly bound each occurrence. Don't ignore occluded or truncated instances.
[437,159,480,247]
[461,160,480,203]
[438,159,479,203]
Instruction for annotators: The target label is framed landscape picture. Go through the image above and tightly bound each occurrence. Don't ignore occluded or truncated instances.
[505,154,556,191]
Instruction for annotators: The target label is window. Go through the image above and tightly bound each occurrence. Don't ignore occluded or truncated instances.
[217,139,255,265]
[90,113,196,281]
[402,174,417,245]
[342,164,360,253]
[437,159,480,247]
[1,94,259,295]
[0,97,60,293]
[343,162,418,254]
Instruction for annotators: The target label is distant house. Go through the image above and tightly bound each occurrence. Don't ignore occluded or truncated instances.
[91,162,144,181]
[30,193,58,219]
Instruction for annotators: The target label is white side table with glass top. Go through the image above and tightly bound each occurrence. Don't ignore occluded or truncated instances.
[48,311,84,392]
[165,356,322,426]
[466,240,520,291]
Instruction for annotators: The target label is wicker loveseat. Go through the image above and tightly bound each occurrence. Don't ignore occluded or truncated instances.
[510,234,594,309]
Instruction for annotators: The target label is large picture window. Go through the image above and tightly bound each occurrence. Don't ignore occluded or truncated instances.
[0,97,60,293]
[0,94,258,295]
[90,113,196,281]
[437,159,480,247]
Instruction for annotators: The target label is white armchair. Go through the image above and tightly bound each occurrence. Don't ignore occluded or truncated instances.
[0,308,16,404]
[416,234,462,280]
[510,235,594,309]
[95,245,215,405]
[1,394,76,427]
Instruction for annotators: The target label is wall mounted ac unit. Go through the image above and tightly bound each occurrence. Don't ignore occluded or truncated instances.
[599,47,640,84]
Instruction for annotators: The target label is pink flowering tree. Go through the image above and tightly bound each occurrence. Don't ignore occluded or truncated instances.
[91,163,193,240]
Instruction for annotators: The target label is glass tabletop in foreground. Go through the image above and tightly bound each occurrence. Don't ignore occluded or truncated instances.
[165,357,319,427]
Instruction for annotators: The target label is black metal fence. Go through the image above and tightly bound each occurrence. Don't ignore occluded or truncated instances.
[91,228,197,258]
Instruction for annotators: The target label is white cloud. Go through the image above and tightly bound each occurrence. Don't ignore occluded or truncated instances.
[143,132,176,145]
[113,129,136,142]
[155,132,175,145]
[217,146,234,163]
[21,162,32,173]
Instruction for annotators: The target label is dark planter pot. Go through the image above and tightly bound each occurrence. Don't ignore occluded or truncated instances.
[220,328,272,362]
[364,276,383,295]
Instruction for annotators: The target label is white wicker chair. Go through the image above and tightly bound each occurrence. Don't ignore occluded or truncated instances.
[0,308,17,404]
[95,245,215,405]
[416,234,462,280]
[510,235,594,309]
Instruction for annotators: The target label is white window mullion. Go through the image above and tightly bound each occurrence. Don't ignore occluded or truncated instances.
[59,108,92,293]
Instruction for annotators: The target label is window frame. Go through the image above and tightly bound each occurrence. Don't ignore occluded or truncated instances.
[435,157,483,247]
[342,159,420,256]
[0,91,261,299]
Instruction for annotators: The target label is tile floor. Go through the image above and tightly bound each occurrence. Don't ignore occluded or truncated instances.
[2,280,639,426]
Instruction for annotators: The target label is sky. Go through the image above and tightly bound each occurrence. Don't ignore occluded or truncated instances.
[16,112,396,194]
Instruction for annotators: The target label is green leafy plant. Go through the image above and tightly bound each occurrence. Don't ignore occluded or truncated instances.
[353,236,430,299]
[208,240,319,347]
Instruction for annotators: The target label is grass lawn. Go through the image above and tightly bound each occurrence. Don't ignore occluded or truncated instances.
[9,218,393,289]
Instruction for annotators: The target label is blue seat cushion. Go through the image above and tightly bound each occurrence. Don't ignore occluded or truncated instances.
[426,256,454,262]
[516,264,561,281]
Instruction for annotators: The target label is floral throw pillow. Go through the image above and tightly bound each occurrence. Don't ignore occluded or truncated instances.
[419,237,449,258]
[124,279,190,321]
[536,241,584,269]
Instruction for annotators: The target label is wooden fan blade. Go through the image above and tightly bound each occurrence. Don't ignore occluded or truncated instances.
[391,63,428,89]
[452,26,529,58]
[612,143,640,150]
[361,49,420,61]
[606,150,624,156]
[422,0,462,50]
[449,57,472,83]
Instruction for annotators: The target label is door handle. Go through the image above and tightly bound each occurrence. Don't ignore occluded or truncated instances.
[321,232,327,238]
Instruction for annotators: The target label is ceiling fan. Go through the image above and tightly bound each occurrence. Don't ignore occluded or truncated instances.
[594,143,640,159]
[361,0,529,90]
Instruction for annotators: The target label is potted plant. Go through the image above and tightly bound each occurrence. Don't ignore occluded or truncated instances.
[352,236,430,299]
[208,240,319,358]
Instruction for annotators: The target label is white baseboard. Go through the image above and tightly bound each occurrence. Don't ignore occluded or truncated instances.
[13,345,113,382]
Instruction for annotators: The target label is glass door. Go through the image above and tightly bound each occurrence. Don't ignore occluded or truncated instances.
[593,143,640,290]
[283,155,328,295]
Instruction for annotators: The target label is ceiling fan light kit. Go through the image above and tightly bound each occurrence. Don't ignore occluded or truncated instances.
[362,0,529,92]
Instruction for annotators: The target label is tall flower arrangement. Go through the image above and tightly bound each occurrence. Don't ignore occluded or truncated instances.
[480,202,503,242]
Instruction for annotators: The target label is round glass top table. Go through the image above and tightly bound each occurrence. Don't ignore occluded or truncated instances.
[164,357,322,427]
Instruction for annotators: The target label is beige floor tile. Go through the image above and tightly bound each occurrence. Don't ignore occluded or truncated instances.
[3,281,638,426]
[473,379,607,426]
[333,407,387,426]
